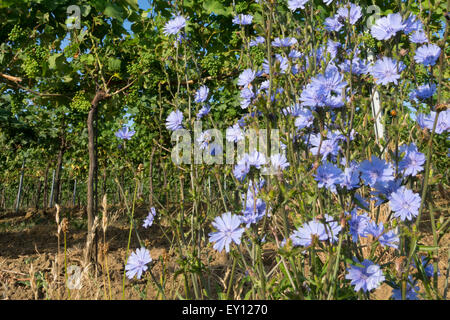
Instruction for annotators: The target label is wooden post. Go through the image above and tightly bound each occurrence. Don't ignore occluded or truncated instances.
[49,169,55,208]
[368,50,384,145]
[15,158,26,213]
[43,163,50,209]
[34,177,42,209]
[72,179,77,207]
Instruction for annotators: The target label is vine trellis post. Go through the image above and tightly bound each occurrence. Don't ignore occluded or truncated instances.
[368,50,385,148]
[15,157,26,213]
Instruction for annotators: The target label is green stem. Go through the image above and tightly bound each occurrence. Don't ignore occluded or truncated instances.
[327,233,343,300]
[226,256,237,299]
[122,179,139,299]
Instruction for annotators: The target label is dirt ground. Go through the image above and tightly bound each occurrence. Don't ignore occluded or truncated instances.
[0,204,448,300]
[0,205,233,300]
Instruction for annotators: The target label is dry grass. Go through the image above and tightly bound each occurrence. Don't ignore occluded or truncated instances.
[0,187,448,300]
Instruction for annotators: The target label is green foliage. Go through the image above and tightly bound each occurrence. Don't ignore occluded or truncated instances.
[249,46,265,66]
[69,90,91,112]
[200,53,225,77]
[0,0,448,301]
[203,0,232,16]
[20,45,48,78]
[8,24,27,42]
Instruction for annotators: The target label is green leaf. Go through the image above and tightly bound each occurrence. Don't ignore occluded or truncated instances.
[122,0,139,11]
[81,5,92,17]
[203,0,231,16]
[418,245,440,252]
[104,3,125,22]
[62,75,73,83]
[80,54,95,65]
[184,0,194,9]
[48,53,64,70]
[107,57,122,71]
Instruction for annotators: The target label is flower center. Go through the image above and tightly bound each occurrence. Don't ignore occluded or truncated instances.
[402,201,411,211]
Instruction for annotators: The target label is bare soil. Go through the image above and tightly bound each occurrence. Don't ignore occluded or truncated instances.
[0,204,448,300]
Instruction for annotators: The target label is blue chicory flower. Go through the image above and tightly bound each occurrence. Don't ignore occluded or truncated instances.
[391,276,420,300]
[345,259,385,292]
[339,166,360,190]
[232,14,253,25]
[272,37,298,47]
[294,108,314,130]
[403,14,423,34]
[309,133,340,161]
[324,16,343,32]
[300,83,329,108]
[268,153,290,172]
[409,83,436,101]
[359,155,394,187]
[237,68,256,87]
[340,56,369,75]
[115,127,136,140]
[163,15,186,36]
[416,110,450,134]
[370,13,405,40]
[371,179,402,206]
[125,248,152,280]
[347,209,370,243]
[290,220,328,247]
[311,65,347,94]
[226,123,244,143]
[364,221,399,249]
[240,181,267,227]
[208,212,245,253]
[414,44,441,67]
[143,207,157,228]
[247,150,267,169]
[196,130,212,150]
[324,214,342,243]
[370,57,405,86]
[194,85,209,103]
[249,36,265,47]
[336,3,362,25]
[409,30,428,43]
[388,186,421,221]
[233,154,250,181]
[165,110,183,131]
[240,87,255,109]
[196,104,211,119]
[288,0,309,11]
[314,162,343,193]
[398,144,425,177]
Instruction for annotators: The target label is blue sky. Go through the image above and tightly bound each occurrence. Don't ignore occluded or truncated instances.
[123,0,152,33]
[138,0,152,10]
[63,0,153,49]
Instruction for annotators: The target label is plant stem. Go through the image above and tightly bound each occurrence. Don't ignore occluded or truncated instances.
[122,179,139,299]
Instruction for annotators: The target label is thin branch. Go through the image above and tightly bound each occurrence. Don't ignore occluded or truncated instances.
[1,73,68,98]
[6,81,67,98]
[0,73,22,83]
[109,78,138,97]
